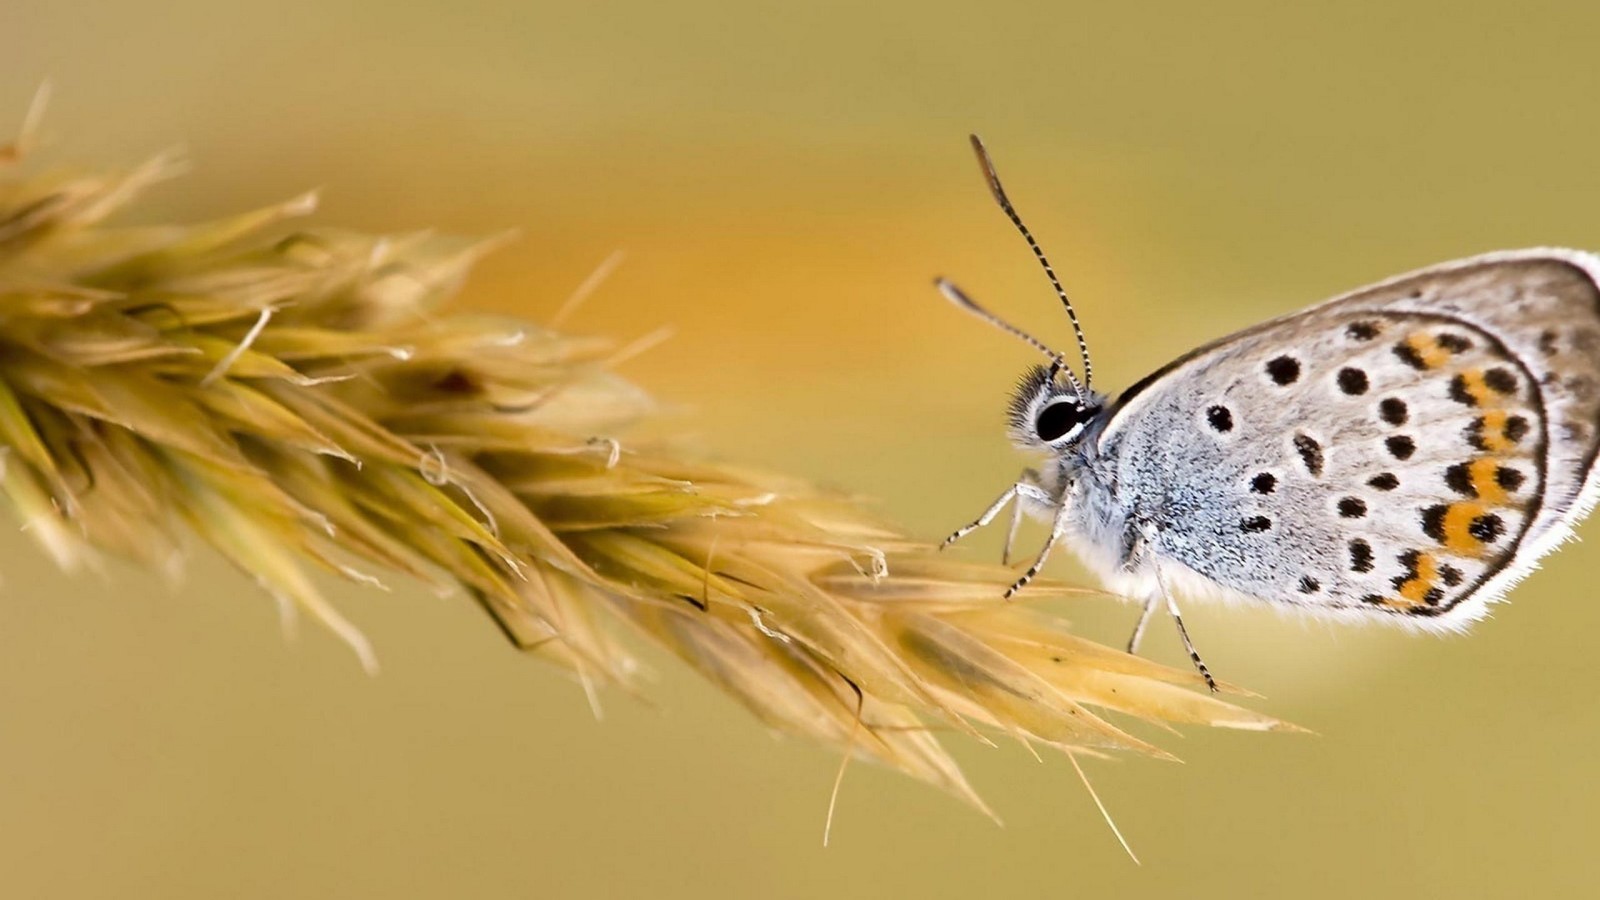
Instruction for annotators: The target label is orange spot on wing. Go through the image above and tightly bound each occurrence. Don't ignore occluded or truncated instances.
[1458,370,1496,407]
[1442,502,1489,554]
[1404,334,1450,370]
[1397,553,1439,605]
[1468,458,1508,503]
[1476,411,1514,452]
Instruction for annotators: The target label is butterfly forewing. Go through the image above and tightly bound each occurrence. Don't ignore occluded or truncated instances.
[1101,250,1600,626]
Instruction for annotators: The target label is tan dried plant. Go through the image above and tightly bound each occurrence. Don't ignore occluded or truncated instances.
[0,105,1296,831]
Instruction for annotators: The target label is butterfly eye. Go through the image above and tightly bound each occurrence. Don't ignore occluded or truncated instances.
[1035,401,1088,442]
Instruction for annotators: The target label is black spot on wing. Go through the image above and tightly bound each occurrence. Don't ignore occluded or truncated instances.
[1266,355,1301,385]
[1294,433,1324,475]
[1469,513,1505,543]
[1421,505,1449,542]
[1394,341,1427,370]
[1206,405,1233,432]
[1379,398,1408,425]
[1240,516,1272,533]
[1337,367,1369,395]
[1445,463,1475,497]
[1506,416,1531,443]
[1347,321,1381,341]
[1368,472,1399,491]
[1484,367,1518,395]
[1349,539,1374,573]
[1496,466,1525,492]
[1391,549,1423,591]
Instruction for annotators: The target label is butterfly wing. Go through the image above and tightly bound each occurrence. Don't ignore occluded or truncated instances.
[1098,248,1600,627]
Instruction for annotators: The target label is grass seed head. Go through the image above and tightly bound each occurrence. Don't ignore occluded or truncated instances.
[0,128,1297,812]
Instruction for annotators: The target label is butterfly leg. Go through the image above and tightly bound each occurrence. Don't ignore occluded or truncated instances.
[1129,525,1217,691]
[1125,597,1158,655]
[1165,595,1218,693]
[1151,566,1217,692]
[1001,468,1040,566]
[1001,498,1027,566]
[1004,500,1072,599]
[940,472,1050,553]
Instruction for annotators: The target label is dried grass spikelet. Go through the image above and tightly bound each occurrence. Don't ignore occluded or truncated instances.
[0,124,1297,817]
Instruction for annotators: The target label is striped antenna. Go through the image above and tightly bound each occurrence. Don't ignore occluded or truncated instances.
[968,134,1094,390]
[935,278,1086,399]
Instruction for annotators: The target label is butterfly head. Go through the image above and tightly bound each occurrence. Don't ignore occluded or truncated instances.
[939,135,1104,453]
[1008,364,1105,452]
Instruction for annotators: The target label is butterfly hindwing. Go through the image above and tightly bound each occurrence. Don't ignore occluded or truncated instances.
[1099,250,1600,627]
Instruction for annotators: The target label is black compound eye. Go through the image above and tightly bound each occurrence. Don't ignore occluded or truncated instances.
[1035,401,1088,442]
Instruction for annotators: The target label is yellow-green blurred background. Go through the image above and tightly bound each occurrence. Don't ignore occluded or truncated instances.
[5,1,1600,897]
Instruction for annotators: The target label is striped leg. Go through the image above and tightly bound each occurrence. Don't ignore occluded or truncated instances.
[1000,467,1044,566]
[1003,499,1072,599]
[1125,597,1158,655]
[940,473,1051,552]
[1155,567,1217,692]
[1125,524,1218,690]
[1001,496,1027,566]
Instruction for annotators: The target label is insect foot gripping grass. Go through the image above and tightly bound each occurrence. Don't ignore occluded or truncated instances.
[0,119,1297,830]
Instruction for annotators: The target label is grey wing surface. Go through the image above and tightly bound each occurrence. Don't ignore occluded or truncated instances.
[1097,249,1600,626]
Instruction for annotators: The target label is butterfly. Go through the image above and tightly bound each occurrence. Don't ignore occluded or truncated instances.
[938,135,1600,691]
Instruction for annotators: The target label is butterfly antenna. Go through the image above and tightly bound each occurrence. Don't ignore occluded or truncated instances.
[935,278,1086,398]
[968,134,1094,390]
